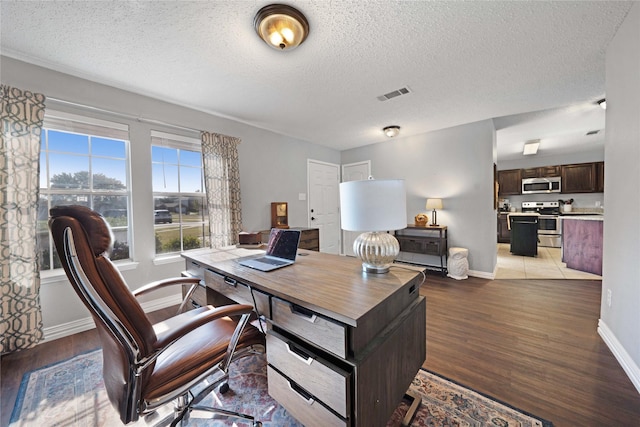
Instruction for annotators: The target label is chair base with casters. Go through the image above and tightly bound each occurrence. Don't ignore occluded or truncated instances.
[48,205,266,427]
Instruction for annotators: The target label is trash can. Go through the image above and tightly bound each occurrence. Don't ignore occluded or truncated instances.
[447,247,469,280]
[509,214,538,256]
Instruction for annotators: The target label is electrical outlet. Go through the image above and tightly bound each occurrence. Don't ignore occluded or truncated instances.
[607,289,612,307]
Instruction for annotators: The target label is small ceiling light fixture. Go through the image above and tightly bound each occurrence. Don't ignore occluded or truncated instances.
[597,98,607,109]
[383,126,401,138]
[254,4,309,50]
[523,139,540,156]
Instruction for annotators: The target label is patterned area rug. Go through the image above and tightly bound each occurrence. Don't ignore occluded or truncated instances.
[10,349,552,427]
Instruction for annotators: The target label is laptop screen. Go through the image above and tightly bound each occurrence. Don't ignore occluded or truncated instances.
[266,229,300,260]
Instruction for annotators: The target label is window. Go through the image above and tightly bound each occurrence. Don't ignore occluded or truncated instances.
[39,111,131,271]
[151,131,208,255]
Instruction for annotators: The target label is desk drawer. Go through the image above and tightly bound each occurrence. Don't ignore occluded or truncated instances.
[267,365,347,427]
[204,269,270,318]
[267,333,349,417]
[271,297,347,358]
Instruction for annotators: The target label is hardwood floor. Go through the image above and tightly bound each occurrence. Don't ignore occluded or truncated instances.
[422,275,640,427]
[2,279,639,426]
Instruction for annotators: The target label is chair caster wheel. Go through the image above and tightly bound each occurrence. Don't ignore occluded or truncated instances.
[219,382,230,394]
[252,422,262,427]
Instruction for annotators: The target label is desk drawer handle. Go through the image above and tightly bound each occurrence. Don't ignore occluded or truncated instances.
[287,380,315,405]
[289,304,318,323]
[224,277,238,287]
[286,342,314,365]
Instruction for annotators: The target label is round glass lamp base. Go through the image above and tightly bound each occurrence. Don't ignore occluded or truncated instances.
[353,231,400,274]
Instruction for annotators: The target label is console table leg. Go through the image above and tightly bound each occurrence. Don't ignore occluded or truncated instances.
[401,390,421,427]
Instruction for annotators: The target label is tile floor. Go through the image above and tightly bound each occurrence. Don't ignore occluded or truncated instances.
[495,243,602,280]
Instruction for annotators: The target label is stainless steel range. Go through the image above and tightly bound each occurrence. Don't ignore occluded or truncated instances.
[522,201,561,248]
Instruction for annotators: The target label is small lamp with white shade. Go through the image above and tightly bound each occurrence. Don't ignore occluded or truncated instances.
[339,179,407,274]
[426,198,443,226]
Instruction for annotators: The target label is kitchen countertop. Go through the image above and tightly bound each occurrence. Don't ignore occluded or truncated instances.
[559,215,604,221]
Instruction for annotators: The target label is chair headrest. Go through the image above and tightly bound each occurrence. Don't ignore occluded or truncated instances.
[49,205,114,256]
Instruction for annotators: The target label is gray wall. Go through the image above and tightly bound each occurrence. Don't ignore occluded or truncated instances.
[600,3,640,390]
[1,57,339,335]
[341,119,498,276]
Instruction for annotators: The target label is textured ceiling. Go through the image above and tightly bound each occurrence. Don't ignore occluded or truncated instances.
[1,1,631,160]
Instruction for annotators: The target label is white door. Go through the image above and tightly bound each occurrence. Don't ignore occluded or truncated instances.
[308,160,340,254]
[341,161,371,256]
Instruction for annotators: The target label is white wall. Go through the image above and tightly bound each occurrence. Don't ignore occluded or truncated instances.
[341,119,498,276]
[1,56,340,339]
[599,3,640,392]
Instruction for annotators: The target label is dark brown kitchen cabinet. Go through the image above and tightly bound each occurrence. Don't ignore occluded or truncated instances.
[497,213,510,243]
[562,163,597,193]
[595,161,605,192]
[521,165,561,179]
[498,169,522,196]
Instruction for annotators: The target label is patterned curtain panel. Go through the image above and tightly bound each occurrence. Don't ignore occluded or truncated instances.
[201,132,243,248]
[0,85,46,354]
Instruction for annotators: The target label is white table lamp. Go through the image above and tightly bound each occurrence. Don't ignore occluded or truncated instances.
[340,179,407,273]
[426,198,443,226]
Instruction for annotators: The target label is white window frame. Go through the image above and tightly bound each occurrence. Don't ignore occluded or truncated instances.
[39,110,132,272]
[151,130,207,257]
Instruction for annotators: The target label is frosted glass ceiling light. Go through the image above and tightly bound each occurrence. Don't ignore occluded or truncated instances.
[523,140,540,156]
[254,4,309,51]
[383,126,400,138]
[597,98,607,109]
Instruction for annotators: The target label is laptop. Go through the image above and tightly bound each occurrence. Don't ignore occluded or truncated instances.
[239,228,301,272]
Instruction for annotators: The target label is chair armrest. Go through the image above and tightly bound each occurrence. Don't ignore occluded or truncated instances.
[153,304,255,349]
[132,277,201,297]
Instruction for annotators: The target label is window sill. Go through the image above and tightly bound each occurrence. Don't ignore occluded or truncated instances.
[153,254,184,266]
[41,260,139,285]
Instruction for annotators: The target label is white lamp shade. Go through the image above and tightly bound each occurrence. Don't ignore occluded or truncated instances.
[426,198,443,210]
[340,179,407,232]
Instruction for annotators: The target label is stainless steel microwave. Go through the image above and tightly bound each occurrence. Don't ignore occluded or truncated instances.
[522,177,561,194]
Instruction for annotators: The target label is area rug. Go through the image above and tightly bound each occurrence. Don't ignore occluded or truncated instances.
[10,349,552,427]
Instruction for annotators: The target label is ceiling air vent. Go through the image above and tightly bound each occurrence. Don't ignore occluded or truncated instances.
[586,130,599,136]
[377,87,411,101]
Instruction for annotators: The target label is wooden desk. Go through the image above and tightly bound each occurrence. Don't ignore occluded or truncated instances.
[182,247,426,427]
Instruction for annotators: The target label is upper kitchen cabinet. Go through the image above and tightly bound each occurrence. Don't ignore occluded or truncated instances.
[595,161,605,192]
[561,162,597,193]
[498,169,522,196]
[521,165,561,179]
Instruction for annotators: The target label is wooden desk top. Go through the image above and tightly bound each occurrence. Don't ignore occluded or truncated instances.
[183,247,425,328]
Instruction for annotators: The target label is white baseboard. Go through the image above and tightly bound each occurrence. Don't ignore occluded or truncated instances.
[468,269,495,280]
[42,294,183,343]
[598,319,640,394]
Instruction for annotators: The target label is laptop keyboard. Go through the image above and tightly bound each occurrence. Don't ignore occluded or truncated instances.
[259,258,288,266]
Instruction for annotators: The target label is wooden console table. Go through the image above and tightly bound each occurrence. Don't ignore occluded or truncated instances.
[182,247,426,427]
[395,225,448,275]
[260,227,319,251]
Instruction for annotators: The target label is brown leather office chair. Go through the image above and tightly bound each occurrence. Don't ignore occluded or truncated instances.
[48,205,265,426]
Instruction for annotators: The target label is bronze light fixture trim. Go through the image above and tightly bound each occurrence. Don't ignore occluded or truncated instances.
[254,4,310,50]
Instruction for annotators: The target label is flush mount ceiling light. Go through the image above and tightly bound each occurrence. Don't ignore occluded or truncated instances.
[523,140,540,156]
[254,4,309,51]
[383,126,400,138]
[597,98,607,109]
